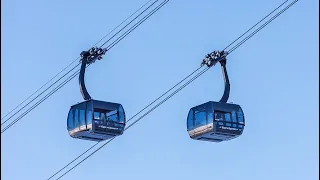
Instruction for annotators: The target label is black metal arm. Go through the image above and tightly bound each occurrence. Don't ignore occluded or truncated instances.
[200,50,230,103]
[79,47,108,100]
[79,51,92,100]
[218,59,230,103]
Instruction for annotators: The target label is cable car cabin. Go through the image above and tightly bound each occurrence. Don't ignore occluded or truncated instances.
[67,99,126,142]
[187,101,245,142]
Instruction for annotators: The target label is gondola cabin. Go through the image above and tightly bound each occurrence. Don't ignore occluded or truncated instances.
[67,99,126,141]
[187,101,245,142]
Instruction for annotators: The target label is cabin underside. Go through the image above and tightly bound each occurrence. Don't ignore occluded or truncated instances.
[188,123,241,142]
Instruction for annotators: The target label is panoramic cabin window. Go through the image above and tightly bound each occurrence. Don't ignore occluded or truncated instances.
[232,111,237,127]
[187,109,194,130]
[74,109,79,128]
[214,112,224,121]
[231,111,237,122]
[79,109,86,127]
[118,106,125,123]
[94,112,100,120]
[100,113,106,121]
[187,110,194,130]
[224,113,231,127]
[207,112,213,124]
[214,111,224,125]
[86,109,92,125]
[86,101,93,125]
[107,110,118,122]
[194,111,206,128]
[237,110,244,128]
[67,109,74,130]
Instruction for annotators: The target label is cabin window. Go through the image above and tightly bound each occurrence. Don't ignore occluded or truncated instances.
[100,113,106,121]
[67,109,74,130]
[86,101,93,125]
[214,112,224,121]
[79,109,86,127]
[224,113,231,122]
[207,112,213,124]
[224,113,231,126]
[87,109,92,125]
[107,111,118,122]
[237,109,244,128]
[237,110,244,123]
[194,111,206,128]
[118,105,125,123]
[187,109,194,130]
[74,109,79,128]
[232,111,237,122]
[94,112,100,120]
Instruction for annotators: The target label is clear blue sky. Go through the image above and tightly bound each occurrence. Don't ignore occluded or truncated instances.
[1,0,319,180]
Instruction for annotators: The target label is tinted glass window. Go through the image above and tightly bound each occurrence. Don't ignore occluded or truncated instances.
[194,111,206,128]
[87,109,92,125]
[187,109,194,130]
[67,109,74,130]
[106,110,118,122]
[118,105,125,123]
[86,101,93,125]
[100,113,106,121]
[94,112,100,120]
[79,109,86,126]
[207,112,213,124]
[74,109,79,128]
[108,114,118,122]
[237,110,244,123]
[232,111,237,122]
[107,110,117,116]
[224,113,231,122]
[214,112,224,121]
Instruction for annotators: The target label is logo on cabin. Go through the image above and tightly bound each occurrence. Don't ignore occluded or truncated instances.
[219,126,239,131]
[98,125,107,129]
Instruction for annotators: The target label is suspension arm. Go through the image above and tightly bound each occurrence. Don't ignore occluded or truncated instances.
[218,59,230,103]
[200,50,230,103]
[79,47,108,100]
[79,51,92,100]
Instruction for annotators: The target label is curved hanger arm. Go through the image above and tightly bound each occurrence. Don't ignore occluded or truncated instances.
[219,59,230,103]
[200,50,230,103]
[79,51,92,100]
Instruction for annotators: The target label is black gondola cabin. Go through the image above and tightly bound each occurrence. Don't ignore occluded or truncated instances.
[187,50,245,142]
[67,99,126,141]
[66,48,126,141]
[187,101,245,142]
